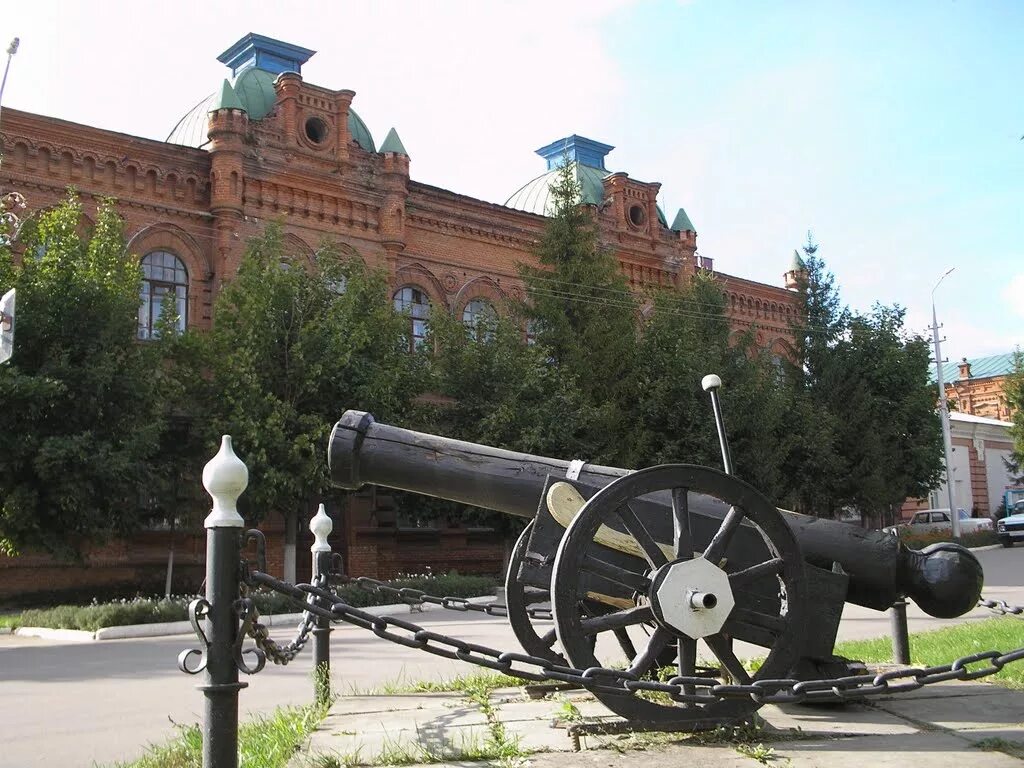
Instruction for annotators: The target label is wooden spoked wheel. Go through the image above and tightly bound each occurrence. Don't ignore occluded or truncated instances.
[550,464,807,730]
[504,521,565,664]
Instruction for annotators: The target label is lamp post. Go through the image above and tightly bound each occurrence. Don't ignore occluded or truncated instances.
[0,37,20,155]
[931,267,960,542]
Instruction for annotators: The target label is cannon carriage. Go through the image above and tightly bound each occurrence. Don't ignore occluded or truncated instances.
[328,390,984,731]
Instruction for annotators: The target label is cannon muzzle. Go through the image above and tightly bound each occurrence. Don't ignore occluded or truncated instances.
[330,410,983,618]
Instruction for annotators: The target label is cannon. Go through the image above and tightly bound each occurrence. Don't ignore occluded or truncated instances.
[328,409,984,730]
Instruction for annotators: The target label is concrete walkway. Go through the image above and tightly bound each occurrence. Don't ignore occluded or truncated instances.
[291,681,1024,767]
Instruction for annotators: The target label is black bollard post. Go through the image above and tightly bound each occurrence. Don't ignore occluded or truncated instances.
[200,436,249,768]
[310,504,334,707]
[889,596,911,664]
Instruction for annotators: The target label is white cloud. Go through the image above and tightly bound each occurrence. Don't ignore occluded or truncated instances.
[1002,272,1024,319]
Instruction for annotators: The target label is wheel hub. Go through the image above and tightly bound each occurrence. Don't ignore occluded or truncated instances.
[649,556,734,638]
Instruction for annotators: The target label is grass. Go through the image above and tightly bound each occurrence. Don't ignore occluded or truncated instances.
[366,670,522,695]
[834,616,1024,689]
[108,702,329,768]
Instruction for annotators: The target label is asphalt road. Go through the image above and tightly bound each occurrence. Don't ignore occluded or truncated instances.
[1,546,1021,768]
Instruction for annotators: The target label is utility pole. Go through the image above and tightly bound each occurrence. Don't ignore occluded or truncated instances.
[931,267,960,541]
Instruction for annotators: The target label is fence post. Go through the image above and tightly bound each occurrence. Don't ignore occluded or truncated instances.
[889,595,911,664]
[310,503,333,706]
[200,436,249,768]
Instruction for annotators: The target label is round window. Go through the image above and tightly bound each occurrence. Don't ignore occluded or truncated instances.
[628,204,647,227]
[304,116,330,145]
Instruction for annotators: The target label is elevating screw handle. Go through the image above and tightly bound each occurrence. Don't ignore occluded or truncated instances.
[701,374,734,476]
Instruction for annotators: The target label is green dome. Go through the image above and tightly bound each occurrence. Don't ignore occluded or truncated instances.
[505,162,608,215]
[167,69,375,152]
[506,162,668,226]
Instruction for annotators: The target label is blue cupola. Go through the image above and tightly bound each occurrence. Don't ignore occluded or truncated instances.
[216,33,317,77]
[535,134,615,171]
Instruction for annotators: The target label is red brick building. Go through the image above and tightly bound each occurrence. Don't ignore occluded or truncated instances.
[0,34,802,596]
[942,354,1019,423]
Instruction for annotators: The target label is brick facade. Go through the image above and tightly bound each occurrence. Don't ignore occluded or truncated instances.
[0,35,801,597]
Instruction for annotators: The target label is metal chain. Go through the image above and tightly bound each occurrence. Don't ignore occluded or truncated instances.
[246,568,1024,705]
[338,575,553,621]
[978,597,1024,618]
[239,572,326,665]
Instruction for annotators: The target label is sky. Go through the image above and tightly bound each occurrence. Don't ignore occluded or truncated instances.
[1,0,1021,362]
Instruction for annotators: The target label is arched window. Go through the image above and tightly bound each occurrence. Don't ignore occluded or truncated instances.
[393,286,430,351]
[462,298,497,342]
[138,250,188,339]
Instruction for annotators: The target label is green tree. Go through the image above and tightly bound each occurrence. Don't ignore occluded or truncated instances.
[622,273,792,500]
[202,224,426,553]
[784,237,943,524]
[1004,349,1024,483]
[0,192,165,557]
[518,160,638,463]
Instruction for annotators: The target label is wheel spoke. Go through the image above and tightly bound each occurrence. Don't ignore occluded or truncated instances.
[613,628,638,660]
[540,627,557,648]
[522,588,552,606]
[705,634,752,685]
[703,505,745,565]
[728,558,784,588]
[579,605,654,635]
[613,503,669,568]
[626,626,673,677]
[672,487,693,560]
[581,553,652,593]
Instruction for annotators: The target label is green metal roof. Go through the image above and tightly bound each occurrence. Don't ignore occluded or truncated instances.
[168,68,375,152]
[790,249,806,271]
[504,162,606,214]
[211,79,245,112]
[671,207,695,232]
[939,352,1020,383]
[232,67,277,120]
[380,127,407,155]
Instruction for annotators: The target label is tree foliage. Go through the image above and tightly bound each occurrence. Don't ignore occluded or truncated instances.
[1005,350,1024,483]
[0,193,165,556]
[199,224,426,521]
[783,235,943,524]
[518,161,638,463]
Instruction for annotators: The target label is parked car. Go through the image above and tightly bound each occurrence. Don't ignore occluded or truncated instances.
[883,508,993,536]
[997,500,1024,548]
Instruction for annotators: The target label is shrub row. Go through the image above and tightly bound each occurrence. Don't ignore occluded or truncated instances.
[897,527,999,550]
[8,572,499,631]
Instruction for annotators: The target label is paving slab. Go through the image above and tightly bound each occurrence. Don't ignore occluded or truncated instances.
[759,701,920,736]
[296,681,1024,768]
[773,731,1024,767]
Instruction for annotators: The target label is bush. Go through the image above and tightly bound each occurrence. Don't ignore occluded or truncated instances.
[10,571,500,630]
[898,527,999,550]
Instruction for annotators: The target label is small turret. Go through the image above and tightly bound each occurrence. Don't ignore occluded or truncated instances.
[784,250,808,290]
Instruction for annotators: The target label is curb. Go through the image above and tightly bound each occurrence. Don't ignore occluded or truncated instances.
[11,595,499,643]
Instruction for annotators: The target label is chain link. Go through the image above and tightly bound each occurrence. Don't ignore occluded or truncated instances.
[978,597,1024,618]
[239,573,326,665]
[338,575,553,620]
[244,568,1024,705]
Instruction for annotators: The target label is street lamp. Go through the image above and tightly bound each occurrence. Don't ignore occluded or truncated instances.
[931,267,960,541]
[0,37,19,148]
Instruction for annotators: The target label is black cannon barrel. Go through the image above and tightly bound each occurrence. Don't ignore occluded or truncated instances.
[329,411,983,618]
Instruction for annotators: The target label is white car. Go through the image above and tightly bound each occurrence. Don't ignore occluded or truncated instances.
[885,508,993,536]
[997,501,1024,548]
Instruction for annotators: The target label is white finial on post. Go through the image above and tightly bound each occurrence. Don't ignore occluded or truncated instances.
[202,435,248,528]
[310,503,332,553]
